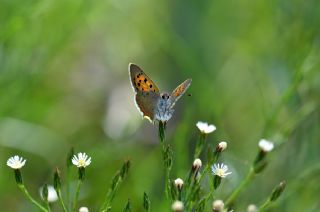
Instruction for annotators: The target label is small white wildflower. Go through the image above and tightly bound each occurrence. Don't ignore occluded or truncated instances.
[217,141,227,152]
[258,139,274,152]
[196,121,216,134]
[247,204,258,212]
[171,200,184,212]
[212,163,232,178]
[79,207,89,212]
[174,178,184,190]
[72,152,91,168]
[212,199,224,212]
[7,155,26,169]
[39,185,58,202]
[193,158,202,171]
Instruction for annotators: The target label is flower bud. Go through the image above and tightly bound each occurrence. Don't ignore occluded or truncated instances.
[247,204,258,212]
[192,158,202,171]
[79,207,89,212]
[174,178,184,190]
[54,168,61,191]
[258,139,274,152]
[216,141,227,153]
[172,201,184,212]
[212,200,224,212]
[270,181,286,201]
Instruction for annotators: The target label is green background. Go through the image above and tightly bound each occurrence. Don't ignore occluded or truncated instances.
[1,0,319,211]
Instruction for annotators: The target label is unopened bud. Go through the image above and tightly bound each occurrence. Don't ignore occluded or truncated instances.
[54,168,61,191]
[79,207,89,212]
[270,181,286,201]
[174,178,184,190]
[172,201,184,212]
[216,141,227,153]
[247,204,258,212]
[212,199,224,212]
[192,158,202,171]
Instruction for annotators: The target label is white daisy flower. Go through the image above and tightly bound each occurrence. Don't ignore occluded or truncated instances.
[258,139,274,152]
[72,152,91,168]
[196,121,216,134]
[7,155,26,169]
[212,163,232,178]
[39,185,58,202]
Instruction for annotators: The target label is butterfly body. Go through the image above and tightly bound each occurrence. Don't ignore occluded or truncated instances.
[129,63,191,123]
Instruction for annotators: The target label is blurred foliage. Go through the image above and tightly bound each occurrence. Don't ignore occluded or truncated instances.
[0,0,319,211]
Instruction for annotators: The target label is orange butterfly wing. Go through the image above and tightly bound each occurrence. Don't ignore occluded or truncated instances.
[129,63,160,122]
[129,63,159,93]
[170,79,192,108]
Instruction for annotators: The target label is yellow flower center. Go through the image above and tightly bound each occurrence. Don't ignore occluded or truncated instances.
[216,168,225,176]
[78,159,86,167]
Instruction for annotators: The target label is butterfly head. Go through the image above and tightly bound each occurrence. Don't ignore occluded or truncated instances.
[160,92,170,100]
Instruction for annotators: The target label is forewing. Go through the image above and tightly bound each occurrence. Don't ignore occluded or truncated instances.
[170,79,192,108]
[135,91,160,122]
[129,63,160,93]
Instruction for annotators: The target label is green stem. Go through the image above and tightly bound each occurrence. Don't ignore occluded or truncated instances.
[194,134,206,159]
[259,199,271,211]
[57,190,68,212]
[100,177,122,211]
[158,121,171,200]
[66,168,71,210]
[45,201,51,212]
[225,167,255,207]
[72,180,82,212]
[18,185,48,212]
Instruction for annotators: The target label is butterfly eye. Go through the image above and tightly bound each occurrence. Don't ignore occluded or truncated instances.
[162,95,165,99]
[166,96,169,99]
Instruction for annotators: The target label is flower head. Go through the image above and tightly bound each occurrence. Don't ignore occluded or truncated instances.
[216,141,227,152]
[79,207,89,212]
[72,152,91,168]
[7,155,26,169]
[247,204,258,212]
[192,158,202,171]
[39,185,58,202]
[212,163,232,178]
[258,139,274,152]
[196,121,216,134]
[174,178,184,190]
[212,200,224,212]
[171,200,184,212]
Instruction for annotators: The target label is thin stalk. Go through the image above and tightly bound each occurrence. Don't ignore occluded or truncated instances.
[56,189,68,212]
[225,167,255,207]
[45,201,51,212]
[158,121,171,200]
[259,199,271,211]
[18,185,47,212]
[194,134,206,159]
[72,180,82,212]
[66,168,71,210]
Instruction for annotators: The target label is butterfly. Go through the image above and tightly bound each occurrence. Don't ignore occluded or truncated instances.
[129,63,192,123]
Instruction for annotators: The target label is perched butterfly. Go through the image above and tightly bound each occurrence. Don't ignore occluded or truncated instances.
[129,63,192,123]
